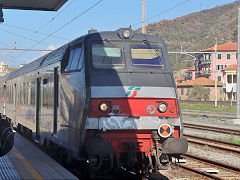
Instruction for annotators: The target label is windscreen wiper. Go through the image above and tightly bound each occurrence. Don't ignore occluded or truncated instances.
[143,40,160,56]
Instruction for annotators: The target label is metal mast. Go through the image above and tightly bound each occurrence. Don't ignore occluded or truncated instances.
[142,0,146,33]
[214,38,218,107]
[237,7,240,119]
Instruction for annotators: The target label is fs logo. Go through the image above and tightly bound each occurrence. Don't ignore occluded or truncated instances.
[126,86,141,97]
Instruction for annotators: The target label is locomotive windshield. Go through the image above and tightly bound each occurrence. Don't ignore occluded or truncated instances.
[131,44,165,70]
[92,44,124,69]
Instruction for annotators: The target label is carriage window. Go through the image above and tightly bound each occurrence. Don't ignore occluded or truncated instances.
[92,44,124,69]
[43,79,48,107]
[23,82,28,105]
[69,47,82,71]
[30,81,35,106]
[77,49,84,70]
[65,50,74,71]
[131,45,165,70]
[65,47,83,72]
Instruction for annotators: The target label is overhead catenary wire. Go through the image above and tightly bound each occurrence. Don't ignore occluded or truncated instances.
[8,0,104,66]
[0,54,17,59]
[0,0,76,49]
[0,28,52,46]
[131,0,237,54]
[186,16,238,51]
[24,0,77,40]
[0,40,12,48]
[132,0,191,28]
[3,24,71,42]
[0,0,76,63]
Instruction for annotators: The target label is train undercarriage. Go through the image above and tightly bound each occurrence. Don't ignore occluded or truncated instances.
[84,129,188,178]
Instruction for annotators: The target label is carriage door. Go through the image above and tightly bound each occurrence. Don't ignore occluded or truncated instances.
[36,78,41,139]
[53,67,58,134]
[13,83,16,124]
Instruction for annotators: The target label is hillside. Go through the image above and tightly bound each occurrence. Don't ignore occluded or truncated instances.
[143,1,239,70]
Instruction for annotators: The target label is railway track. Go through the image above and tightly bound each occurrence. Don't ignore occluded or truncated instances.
[183,123,240,136]
[175,153,240,180]
[184,134,240,154]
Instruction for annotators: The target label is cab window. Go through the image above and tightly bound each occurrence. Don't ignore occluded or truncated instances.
[92,44,124,69]
[131,44,166,70]
[65,46,83,72]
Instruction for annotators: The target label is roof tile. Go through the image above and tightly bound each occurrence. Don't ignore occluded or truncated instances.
[177,77,222,87]
[222,64,237,71]
[201,42,237,52]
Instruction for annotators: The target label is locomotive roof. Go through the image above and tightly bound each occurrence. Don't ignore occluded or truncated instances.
[4,28,167,81]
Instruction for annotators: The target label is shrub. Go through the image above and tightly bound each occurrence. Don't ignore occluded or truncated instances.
[189,85,210,101]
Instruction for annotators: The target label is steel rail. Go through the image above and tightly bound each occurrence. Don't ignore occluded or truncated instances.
[184,153,240,172]
[176,153,240,180]
[177,164,225,180]
[183,123,240,136]
[184,134,240,154]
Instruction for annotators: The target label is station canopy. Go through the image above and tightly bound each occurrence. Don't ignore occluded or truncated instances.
[1,0,68,11]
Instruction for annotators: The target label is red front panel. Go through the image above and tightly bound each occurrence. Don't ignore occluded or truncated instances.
[96,130,154,156]
[85,129,180,156]
[89,98,179,117]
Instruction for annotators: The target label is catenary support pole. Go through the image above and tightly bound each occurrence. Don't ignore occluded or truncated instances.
[237,8,240,119]
[142,0,146,34]
[214,38,218,107]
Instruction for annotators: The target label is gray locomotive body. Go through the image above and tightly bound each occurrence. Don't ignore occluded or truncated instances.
[0,28,187,175]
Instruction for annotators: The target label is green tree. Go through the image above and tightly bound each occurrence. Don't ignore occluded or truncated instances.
[189,85,210,101]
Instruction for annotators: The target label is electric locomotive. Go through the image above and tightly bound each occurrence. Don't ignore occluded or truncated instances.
[0,28,188,176]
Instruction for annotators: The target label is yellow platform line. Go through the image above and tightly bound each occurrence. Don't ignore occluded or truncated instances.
[12,147,44,180]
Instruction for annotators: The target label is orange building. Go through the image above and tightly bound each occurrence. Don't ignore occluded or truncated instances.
[176,77,223,101]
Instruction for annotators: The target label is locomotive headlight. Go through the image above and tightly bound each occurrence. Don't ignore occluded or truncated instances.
[158,102,168,113]
[99,102,110,113]
[122,29,131,38]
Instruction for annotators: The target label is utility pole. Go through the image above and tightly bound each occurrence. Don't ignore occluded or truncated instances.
[237,7,240,119]
[214,38,218,107]
[142,0,146,34]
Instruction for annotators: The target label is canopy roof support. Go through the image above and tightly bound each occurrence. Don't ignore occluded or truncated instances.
[1,0,68,11]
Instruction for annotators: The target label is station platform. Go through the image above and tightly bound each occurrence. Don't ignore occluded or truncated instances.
[0,132,78,180]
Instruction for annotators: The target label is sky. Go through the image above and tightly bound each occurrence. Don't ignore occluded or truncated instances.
[0,0,238,67]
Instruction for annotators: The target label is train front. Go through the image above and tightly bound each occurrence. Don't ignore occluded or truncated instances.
[84,28,188,175]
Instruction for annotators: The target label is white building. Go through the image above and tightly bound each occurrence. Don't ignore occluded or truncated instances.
[0,62,9,76]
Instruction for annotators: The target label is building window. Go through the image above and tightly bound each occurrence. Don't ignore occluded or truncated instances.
[186,87,190,95]
[233,92,236,100]
[227,54,230,59]
[217,76,221,82]
[209,54,211,59]
[227,75,232,83]
[227,92,231,99]
[233,75,237,83]
[218,54,221,59]
[221,65,223,69]
[236,53,238,59]
[216,65,221,70]
[181,88,184,95]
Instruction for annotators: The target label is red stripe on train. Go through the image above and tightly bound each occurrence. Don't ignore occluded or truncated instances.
[89,98,179,117]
